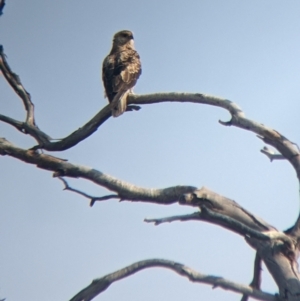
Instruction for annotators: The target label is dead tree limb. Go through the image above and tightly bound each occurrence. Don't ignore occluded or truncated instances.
[1,46,299,184]
[69,258,275,301]
[0,137,196,204]
[1,31,300,300]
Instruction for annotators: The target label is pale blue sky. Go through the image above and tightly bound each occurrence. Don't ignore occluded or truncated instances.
[1,1,300,300]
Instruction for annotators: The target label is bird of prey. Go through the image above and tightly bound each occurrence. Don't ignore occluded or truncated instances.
[102,30,142,117]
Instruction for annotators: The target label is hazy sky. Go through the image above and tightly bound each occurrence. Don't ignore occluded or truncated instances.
[1,1,300,300]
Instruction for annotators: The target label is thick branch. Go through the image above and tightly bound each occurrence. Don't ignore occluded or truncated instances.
[0,138,279,238]
[179,187,275,232]
[1,47,299,176]
[1,135,299,299]
[247,237,300,300]
[0,138,196,203]
[39,93,300,179]
[28,92,245,151]
[69,258,275,301]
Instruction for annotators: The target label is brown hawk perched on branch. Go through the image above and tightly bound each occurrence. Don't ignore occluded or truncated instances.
[102,30,142,117]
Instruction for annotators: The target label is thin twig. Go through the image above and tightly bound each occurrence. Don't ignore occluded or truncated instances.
[58,177,119,206]
[145,212,201,225]
[145,209,271,241]
[260,146,285,161]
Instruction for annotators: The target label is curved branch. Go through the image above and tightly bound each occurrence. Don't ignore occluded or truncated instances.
[1,48,299,179]
[69,258,275,301]
[36,93,300,180]
[0,138,280,238]
[0,47,36,126]
[130,93,300,180]
[0,138,196,204]
[0,47,51,144]
[29,92,244,151]
[0,137,292,245]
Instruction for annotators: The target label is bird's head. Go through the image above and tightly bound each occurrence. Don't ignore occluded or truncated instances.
[112,30,134,48]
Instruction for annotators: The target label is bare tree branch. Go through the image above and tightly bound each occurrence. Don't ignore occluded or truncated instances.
[0,137,282,241]
[25,92,238,152]
[285,214,300,242]
[179,187,275,232]
[0,138,288,242]
[1,41,300,298]
[1,46,299,184]
[145,212,202,225]
[241,252,263,301]
[144,209,271,241]
[0,138,283,243]
[0,46,51,145]
[69,258,275,301]
[58,177,119,206]
[0,138,196,203]
[0,47,35,125]
[1,49,299,179]
[251,253,263,289]
[132,93,300,180]
[0,114,24,132]
[2,136,299,289]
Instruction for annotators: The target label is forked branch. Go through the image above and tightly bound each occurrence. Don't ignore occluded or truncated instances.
[1,46,299,183]
[58,177,119,206]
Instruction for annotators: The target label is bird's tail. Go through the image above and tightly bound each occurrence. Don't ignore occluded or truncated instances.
[111,90,129,117]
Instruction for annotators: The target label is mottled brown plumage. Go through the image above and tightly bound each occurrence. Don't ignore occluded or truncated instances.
[102,30,142,117]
